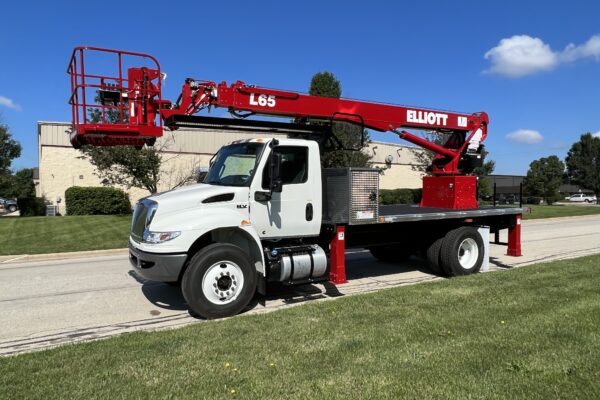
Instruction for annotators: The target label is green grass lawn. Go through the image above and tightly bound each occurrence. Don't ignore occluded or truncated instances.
[1,204,599,256]
[1,255,599,399]
[521,204,600,220]
[0,215,131,255]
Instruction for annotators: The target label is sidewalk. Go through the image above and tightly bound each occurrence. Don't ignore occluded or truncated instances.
[0,248,129,264]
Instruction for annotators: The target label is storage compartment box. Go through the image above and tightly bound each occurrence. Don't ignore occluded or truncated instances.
[322,168,379,225]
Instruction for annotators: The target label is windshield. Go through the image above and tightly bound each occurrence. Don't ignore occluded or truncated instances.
[205,142,265,186]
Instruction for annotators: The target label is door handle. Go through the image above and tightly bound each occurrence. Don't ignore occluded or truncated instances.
[306,203,313,221]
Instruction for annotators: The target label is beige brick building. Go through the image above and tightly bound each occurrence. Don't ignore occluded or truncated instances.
[38,122,425,214]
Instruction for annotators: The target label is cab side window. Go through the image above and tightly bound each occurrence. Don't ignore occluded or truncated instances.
[262,146,308,189]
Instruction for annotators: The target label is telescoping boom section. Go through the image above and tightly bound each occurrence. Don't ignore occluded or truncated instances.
[68,46,490,209]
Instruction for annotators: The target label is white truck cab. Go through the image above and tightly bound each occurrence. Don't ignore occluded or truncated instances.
[129,138,326,318]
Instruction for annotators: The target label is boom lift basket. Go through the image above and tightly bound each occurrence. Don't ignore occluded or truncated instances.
[67,47,165,148]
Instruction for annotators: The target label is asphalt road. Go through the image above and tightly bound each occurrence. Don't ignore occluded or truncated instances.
[1,215,599,356]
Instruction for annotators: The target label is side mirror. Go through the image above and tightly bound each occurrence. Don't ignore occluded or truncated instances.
[270,151,283,193]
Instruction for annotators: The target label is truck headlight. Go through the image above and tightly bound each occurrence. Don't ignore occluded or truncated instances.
[142,230,181,244]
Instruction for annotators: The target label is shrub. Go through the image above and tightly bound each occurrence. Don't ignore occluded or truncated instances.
[411,188,423,203]
[17,197,47,216]
[65,186,131,215]
[524,196,543,205]
[545,194,561,206]
[379,189,422,205]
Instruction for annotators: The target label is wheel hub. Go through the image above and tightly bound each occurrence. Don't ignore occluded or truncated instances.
[217,275,232,291]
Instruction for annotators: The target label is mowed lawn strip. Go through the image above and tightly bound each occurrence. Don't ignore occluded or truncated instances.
[2,205,599,256]
[2,255,599,399]
[0,215,131,255]
[522,204,600,220]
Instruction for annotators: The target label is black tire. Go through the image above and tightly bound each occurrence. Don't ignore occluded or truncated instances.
[426,237,445,275]
[368,246,411,263]
[182,243,257,319]
[7,205,17,213]
[439,227,484,276]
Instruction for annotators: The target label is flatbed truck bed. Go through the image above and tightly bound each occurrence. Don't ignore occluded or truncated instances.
[378,204,522,222]
[327,204,523,284]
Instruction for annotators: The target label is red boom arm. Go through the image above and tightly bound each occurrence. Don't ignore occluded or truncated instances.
[68,47,488,177]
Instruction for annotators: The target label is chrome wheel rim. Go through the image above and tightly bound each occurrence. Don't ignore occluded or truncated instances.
[458,238,479,270]
[202,261,244,305]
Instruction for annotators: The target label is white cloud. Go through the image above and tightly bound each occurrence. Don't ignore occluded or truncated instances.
[0,96,21,111]
[506,129,543,144]
[484,34,600,78]
[562,34,600,62]
[593,131,600,138]
[484,35,558,77]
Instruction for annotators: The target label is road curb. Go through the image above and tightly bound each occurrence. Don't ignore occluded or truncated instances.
[0,248,129,264]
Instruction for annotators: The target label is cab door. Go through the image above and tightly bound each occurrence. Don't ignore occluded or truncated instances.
[249,143,321,238]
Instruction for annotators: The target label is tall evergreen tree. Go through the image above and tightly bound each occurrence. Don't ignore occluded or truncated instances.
[308,72,371,168]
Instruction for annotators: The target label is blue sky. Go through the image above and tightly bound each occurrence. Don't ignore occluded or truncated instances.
[1,0,599,175]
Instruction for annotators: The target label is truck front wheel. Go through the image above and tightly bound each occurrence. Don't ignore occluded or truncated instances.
[439,227,484,276]
[182,243,257,319]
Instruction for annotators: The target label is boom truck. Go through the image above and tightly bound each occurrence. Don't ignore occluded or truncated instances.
[68,47,523,319]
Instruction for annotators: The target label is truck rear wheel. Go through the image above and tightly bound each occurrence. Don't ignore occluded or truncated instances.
[426,237,445,275]
[182,243,257,319]
[368,246,411,263]
[439,227,484,276]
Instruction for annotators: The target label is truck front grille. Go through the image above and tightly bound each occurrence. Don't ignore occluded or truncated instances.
[131,199,157,242]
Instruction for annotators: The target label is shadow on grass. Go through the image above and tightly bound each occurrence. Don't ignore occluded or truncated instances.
[489,256,514,269]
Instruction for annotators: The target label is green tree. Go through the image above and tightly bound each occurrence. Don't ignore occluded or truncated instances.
[308,72,371,168]
[523,155,565,204]
[473,150,496,197]
[0,122,24,198]
[565,133,600,204]
[309,72,342,98]
[0,123,21,175]
[79,146,161,194]
[0,168,35,198]
[80,95,162,194]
